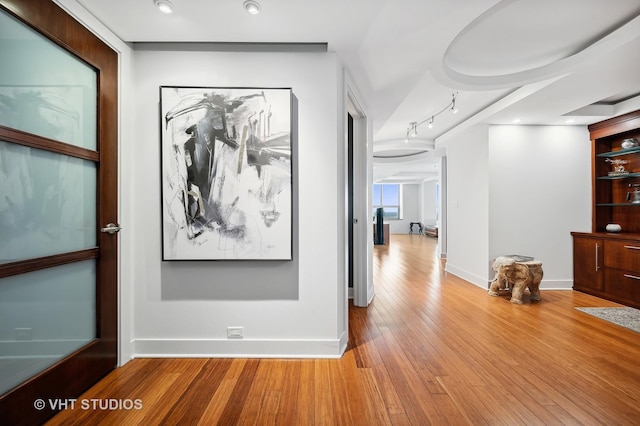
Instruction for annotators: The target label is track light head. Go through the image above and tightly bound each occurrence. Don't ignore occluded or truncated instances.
[450,93,458,114]
[154,0,174,14]
[409,122,418,137]
[243,0,261,14]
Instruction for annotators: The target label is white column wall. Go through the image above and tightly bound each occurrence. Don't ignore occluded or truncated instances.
[438,157,448,259]
[422,181,438,227]
[444,125,491,286]
[445,124,592,290]
[488,125,591,289]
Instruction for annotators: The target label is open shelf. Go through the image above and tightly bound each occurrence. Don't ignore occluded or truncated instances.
[596,172,640,180]
[596,146,640,158]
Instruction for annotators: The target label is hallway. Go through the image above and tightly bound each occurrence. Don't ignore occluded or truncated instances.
[47,235,640,425]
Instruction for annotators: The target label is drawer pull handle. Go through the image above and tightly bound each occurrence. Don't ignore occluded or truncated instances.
[623,245,640,250]
[624,274,640,281]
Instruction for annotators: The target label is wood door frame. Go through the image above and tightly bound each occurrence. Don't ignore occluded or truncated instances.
[0,0,118,424]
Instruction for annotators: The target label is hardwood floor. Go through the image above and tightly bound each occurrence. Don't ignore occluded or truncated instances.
[47,235,640,425]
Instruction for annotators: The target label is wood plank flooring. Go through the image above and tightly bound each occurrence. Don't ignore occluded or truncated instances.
[47,235,640,425]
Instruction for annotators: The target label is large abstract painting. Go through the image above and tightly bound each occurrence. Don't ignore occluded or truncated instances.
[160,87,292,260]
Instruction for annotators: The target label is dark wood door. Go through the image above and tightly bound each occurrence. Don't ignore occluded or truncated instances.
[0,1,118,424]
[573,236,604,292]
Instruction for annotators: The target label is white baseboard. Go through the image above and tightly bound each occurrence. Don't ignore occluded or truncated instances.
[445,264,488,289]
[133,335,347,359]
[445,264,574,291]
[487,280,573,290]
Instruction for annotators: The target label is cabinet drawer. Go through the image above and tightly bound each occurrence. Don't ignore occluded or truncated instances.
[604,240,640,272]
[604,268,640,304]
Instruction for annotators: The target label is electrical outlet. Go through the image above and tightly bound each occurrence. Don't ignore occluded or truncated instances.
[227,327,244,339]
[15,328,32,341]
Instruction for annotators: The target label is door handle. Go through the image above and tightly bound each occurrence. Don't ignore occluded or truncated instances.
[595,243,599,271]
[101,223,122,234]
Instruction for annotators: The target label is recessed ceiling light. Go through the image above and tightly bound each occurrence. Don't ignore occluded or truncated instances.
[566,119,575,124]
[512,118,521,123]
[244,0,261,15]
[154,0,174,14]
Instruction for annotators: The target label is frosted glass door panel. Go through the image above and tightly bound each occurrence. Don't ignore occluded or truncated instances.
[0,260,96,395]
[0,140,96,263]
[0,10,97,149]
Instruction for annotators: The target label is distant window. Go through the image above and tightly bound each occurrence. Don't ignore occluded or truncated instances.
[373,183,401,220]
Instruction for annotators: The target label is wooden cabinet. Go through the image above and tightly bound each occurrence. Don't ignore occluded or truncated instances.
[572,110,640,309]
[572,235,603,292]
[572,232,640,307]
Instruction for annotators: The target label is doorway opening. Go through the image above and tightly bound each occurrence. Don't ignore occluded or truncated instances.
[348,113,354,290]
[345,85,371,308]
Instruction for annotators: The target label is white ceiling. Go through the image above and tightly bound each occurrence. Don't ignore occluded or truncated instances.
[62,0,640,183]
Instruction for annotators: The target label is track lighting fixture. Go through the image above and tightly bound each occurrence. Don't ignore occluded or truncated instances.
[404,92,459,138]
[404,121,418,143]
[409,122,418,137]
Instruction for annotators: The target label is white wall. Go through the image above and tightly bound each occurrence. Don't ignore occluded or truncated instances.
[388,184,420,234]
[438,156,448,259]
[422,181,438,227]
[445,124,592,290]
[131,47,346,357]
[445,125,490,286]
[488,125,591,289]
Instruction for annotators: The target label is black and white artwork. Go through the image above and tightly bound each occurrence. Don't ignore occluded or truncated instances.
[160,87,292,260]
